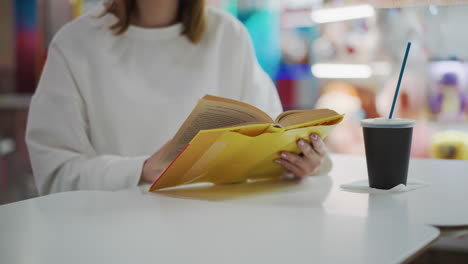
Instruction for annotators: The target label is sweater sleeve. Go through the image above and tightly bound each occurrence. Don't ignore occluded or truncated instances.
[26,43,148,195]
[237,25,283,119]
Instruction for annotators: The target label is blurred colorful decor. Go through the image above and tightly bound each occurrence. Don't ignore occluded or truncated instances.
[14,0,41,93]
[214,1,468,159]
[223,1,320,110]
[2,0,468,161]
[428,60,468,122]
[431,130,468,160]
[11,0,84,93]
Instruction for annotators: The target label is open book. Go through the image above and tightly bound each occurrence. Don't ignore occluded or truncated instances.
[149,95,343,191]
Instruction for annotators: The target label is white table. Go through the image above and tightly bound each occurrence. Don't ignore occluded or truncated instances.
[0,189,438,264]
[161,154,468,228]
[328,155,468,228]
[5,154,466,264]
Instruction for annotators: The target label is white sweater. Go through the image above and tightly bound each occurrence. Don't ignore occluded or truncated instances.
[26,5,283,195]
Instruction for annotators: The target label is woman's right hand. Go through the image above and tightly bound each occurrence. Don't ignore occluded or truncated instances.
[140,140,172,184]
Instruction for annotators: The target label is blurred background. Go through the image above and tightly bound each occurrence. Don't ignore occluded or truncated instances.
[1,1,468,262]
[1,0,468,204]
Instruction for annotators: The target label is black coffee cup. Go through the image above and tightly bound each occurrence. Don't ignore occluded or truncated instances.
[361,118,415,189]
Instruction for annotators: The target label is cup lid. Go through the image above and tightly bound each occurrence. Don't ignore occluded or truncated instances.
[361,117,415,128]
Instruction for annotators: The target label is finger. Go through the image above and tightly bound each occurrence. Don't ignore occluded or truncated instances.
[275,159,307,178]
[297,139,322,172]
[280,151,309,172]
[310,133,326,156]
[297,139,319,161]
[153,169,164,180]
[281,151,318,177]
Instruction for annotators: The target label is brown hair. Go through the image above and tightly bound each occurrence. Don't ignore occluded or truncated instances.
[101,0,206,43]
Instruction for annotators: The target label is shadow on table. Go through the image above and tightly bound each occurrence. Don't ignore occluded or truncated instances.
[152,178,301,201]
[150,175,333,203]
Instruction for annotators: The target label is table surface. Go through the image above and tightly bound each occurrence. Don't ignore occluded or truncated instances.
[2,154,465,264]
[160,154,468,228]
[0,189,438,264]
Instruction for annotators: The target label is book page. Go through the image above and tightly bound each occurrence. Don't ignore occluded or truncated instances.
[155,96,274,169]
[275,109,341,127]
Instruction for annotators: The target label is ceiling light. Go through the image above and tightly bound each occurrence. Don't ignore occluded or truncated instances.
[311,64,372,79]
[311,5,375,24]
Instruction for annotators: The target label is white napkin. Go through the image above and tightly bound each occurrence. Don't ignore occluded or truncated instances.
[340,179,429,194]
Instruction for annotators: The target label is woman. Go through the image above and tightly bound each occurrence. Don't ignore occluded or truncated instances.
[26,0,328,195]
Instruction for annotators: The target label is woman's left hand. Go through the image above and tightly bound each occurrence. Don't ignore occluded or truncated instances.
[275,133,327,179]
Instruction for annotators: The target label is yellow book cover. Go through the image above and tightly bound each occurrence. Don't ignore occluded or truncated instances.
[149,95,344,191]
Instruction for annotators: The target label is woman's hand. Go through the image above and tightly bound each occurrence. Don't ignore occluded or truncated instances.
[140,140,172,184]
[275,133,327,179]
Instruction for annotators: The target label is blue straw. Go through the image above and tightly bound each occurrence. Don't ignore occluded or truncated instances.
[389,42,411,119]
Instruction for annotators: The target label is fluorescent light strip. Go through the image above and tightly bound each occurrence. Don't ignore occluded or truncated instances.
[311,64,372,79]
[311,5,375,24]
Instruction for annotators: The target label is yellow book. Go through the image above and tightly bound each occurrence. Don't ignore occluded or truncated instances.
[149,95,344,191]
